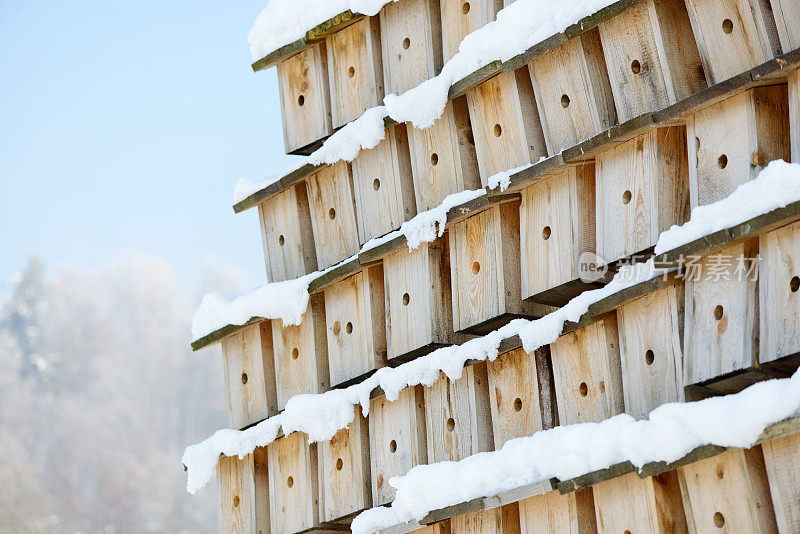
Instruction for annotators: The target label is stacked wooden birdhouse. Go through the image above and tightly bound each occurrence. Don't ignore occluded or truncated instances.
[190,0,800,532]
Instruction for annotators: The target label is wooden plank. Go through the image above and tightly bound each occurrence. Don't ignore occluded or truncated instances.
[683,241,759,388]
[450,505,521,534]
[380,0,443,96]
[683,0,780,86]
[527,28,616,155]
[520,165,595,301]
[550,314,624,425]
[277,43,333,154]
[617,283,685,419]
[307,255,363,294]
[772,0,800,51]
[352,124,417,245]
[592,471,687,533]
[233,163,323,214]
[762,432,800,532]
[678,447,777,533]
[424,361,494,463]
[519,489,597,534]
[369,386,428,506]
[323,266,387,387]
[221,322,278,429]
[218,454,257,534]
[318,406,372,522]
[486,346,553,448]
[595,127,690,264]
[306,162,361,270]
[441,0,502,63]
[408,97,480,212]
[326,17,384,129]
[791,68,800,163]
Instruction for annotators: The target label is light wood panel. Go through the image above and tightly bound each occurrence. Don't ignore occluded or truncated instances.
[762,433,800,532]
[441,0,502,62]
[267,433,320,534]
[791,69,800,163]
[451,504,521,534]
[306,162,360,270]
[218,454,258,534]
[759,220,800,363]
[519,489,597,534]
[772,0,800,51]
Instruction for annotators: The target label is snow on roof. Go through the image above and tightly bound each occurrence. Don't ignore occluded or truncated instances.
[352,370,800,533]
[232,158,309,204]
[247,0,397,62]
[184,162,800,495]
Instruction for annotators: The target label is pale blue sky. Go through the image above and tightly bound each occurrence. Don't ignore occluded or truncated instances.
[0,1,301,294]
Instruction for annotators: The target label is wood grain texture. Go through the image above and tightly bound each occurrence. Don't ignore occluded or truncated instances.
[759,220,800,363]
[221,322,278,429]
[408,98,480,212]
[678,448,778,533]
[369,386,427,506]
[379,0,443,95]
[598,0,705,122]
[550,313,624,425]
[323,266,387,387]
[772,0,800,51]
[451,504,521,534]
[424,362,493,463]
[527,28,617,155]
[277,43,333,153]
[272,293,329,410]
[596,127,690,263]
[466,69,547,184]
[688,86,790,208]
[441,0,502,62]
[520,165,595,299]
[487,346,553,448]
[519,489,597,534]
[791,69,800,164]
[253,449,270,534]
[326,17,384,129]
[683,241,759,387]
[318,406,372,522]
[267,433,319,534]
[218,454,257,534]
[352,124,417,244]
[450,202,531,332]
[258,183,318,283]
[593,471,687,533]
[306,162,361,270]
[617,284,684,419]
[683,0,780,85]
[762,433,800,533]
[384,239,452,360]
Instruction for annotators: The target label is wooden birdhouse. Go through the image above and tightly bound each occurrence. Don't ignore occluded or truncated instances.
[326,17,384,129]
[351,124,416,245]
[678,448,777,532]
[487,346,555,448]
[519,489,597,534]
[268,432,345,534]
[272,293,329,410]
[323,265,387,387]
[451,505,521,534]
[683,0,781,85]
[772,0,800,52]
[424,362,494,463]
[440,0,502,63]
[687,86,790,208]
[221,321,278,429]
[383,238,452,361]
[466,69,547,184]
[762,433,800,532]
[520,164,596,305]
[683,241,759,392]
[617,283,684,420]
[597,0,706,122]
[592,471,687,533]
[407,97,480,213]
[759,220,800,364]
[527,28,617,155]
[595,126,690,264]
[306,162,360,270]
[549,313,624,426]
[277,43,333,154]
[379,0,443,96]
[368,386,428,506]
[449,200,535,334]
[218,451,270,534]
[317,406,372,522]
[258,183,317,283]
[412,523,451,534]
